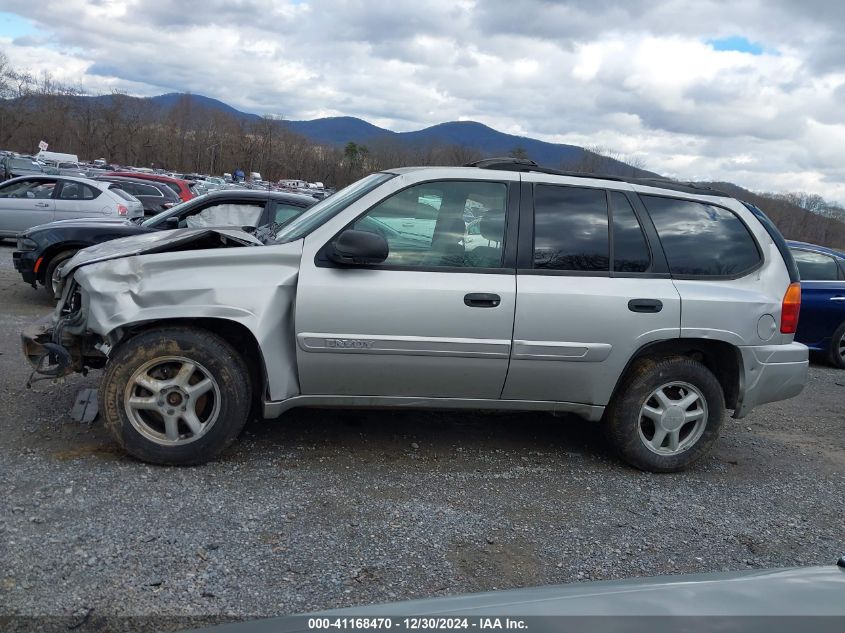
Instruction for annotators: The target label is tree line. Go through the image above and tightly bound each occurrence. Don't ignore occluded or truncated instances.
[1,50,843,249]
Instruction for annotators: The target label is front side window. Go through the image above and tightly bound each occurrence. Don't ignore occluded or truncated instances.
[351,180,508,268]
[533,184,609,272]
[642,196,761,277]
[0,179,55,199]
[791,249,840,281]
[611,191,650,273]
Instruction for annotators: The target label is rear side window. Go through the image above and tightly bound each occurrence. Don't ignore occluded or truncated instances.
[59,182,99,200]
[533,185,609,271]
[133,183,163,197]
[791,249,840,281]
[642,196,760,277]
[610,191,650,272]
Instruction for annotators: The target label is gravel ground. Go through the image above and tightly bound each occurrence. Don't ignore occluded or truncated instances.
[0,242,843,631]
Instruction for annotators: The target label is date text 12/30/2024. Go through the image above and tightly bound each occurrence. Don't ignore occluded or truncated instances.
[308,618,528,630]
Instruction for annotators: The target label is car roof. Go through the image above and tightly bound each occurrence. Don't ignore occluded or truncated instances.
[106,171,189,185]
[2,174,106,187]
[786,240,845,259]
[198,189,317,205]
[386,159,733,198]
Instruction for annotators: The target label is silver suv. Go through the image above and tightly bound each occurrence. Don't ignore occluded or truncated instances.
[22,159,809,471]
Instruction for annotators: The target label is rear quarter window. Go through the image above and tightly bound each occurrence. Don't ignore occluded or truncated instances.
[641,195,761,277]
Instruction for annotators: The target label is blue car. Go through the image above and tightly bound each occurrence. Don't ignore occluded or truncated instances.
[787,241,845,368]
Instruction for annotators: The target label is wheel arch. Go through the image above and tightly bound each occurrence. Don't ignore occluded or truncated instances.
[109,318,269,415]
[609,338,743,411]
[36,242,89,284]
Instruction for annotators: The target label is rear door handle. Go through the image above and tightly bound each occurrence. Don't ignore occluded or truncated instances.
[831,296,845,302]
[35,202,50,208]
[628,298,663,313]
[464,293,501,308]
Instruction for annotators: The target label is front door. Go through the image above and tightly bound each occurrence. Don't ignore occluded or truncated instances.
[0,178,57,236]
[502,177,682,407]
[791,248,845,349]
[295,176,519,399]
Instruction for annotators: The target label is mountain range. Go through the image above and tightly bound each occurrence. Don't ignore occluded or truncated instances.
[147,93,648,174]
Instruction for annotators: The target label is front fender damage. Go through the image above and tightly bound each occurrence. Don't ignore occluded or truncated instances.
[23,236,304,403]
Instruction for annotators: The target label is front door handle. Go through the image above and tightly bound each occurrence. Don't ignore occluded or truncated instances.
[464,293,501,308]
[831,296,845,302]
[35,202,50,208]
[628,298,663,313]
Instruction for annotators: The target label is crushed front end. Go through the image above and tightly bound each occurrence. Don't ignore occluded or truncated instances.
[22,277,106,382]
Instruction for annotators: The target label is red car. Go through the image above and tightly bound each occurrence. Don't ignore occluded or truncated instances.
[105,172,196,203]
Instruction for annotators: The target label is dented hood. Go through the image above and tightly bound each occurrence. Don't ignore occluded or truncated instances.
[60,227,263,278]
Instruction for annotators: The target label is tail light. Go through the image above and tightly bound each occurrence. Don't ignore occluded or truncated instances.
[117,204,128,216]
[780,282,801,334]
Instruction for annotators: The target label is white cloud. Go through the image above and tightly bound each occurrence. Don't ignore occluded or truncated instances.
[1,0,845,200]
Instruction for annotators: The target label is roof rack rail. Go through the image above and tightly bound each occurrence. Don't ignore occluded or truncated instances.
[464,157,625,181]
[464,157,730,197]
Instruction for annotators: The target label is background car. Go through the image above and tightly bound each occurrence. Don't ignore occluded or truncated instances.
[104,171,195,202]
[788,240,845,368]
[12,189,316,296]
[0,175,144,240]
[1,154,44,180]
[96,176,182,216]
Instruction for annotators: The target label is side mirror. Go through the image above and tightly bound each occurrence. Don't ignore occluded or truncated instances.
[329,229,388,265]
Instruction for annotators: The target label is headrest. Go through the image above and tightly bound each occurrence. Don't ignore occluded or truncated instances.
[479,213,505,242]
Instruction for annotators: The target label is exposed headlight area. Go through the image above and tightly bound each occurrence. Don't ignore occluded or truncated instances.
[60,282,83,319]
[16,236,38,251]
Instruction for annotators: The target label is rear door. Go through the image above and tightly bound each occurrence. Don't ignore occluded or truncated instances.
[0,178,57,235]
[502,176,681,407]
[791,248,845,348]
[55,180,106,220]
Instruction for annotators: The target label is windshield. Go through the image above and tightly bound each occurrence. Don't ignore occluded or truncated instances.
[273,172,395,243]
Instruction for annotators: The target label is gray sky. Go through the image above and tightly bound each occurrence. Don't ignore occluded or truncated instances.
[2,0,845,199]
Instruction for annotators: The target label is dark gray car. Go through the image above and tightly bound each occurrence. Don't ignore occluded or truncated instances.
[96,175,182,215]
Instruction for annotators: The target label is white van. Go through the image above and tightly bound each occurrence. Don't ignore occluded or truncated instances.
[36,150,79,164]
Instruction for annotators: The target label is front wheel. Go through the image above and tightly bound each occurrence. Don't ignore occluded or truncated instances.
[604,357,725,472]
[99,327,252,465]
[43,250,77,299]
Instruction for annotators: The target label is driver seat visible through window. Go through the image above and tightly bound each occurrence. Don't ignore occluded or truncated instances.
[352,180,508,269]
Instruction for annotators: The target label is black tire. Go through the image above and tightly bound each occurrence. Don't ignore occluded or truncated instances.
[99,326,251,466]
[829,322,845,369]
[604,356,725,473]
[43,249,77,298]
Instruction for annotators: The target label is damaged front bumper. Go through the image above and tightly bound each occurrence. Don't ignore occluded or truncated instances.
[22,315,80,379]
[21,282,106,380]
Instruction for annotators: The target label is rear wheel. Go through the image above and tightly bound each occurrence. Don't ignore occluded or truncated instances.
[99,327,251,465]
[604,357,725,472]
[829,322,845,369]
[43,250,77,299]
